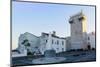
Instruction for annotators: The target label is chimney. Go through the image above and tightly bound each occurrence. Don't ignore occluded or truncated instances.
[52,31,56,36]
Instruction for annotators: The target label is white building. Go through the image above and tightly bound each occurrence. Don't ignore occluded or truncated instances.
[40,31,66,54]
[14,31,66,56]
[87,32,96,49]
[17,32,41,55]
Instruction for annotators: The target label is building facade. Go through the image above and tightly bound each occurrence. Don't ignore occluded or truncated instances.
[12,11,95,57]
[40,31,66,54]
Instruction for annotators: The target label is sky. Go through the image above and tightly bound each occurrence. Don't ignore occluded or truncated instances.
[12,1,95,50]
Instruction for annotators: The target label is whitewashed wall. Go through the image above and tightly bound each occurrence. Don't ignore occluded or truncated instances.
[40,33,66,54]
[18,32,40,54]
[88,33,95,48]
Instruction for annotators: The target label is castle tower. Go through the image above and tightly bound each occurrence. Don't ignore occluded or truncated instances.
[69,11,87,50]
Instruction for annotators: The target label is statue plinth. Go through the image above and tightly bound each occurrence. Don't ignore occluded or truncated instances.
[44,50,56,57]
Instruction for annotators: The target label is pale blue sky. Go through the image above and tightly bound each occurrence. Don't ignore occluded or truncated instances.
[12,1,95,49]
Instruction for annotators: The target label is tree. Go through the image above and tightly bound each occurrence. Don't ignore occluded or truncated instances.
[21,39,28,44]
[25,43,30,47]
[21,39,33,56]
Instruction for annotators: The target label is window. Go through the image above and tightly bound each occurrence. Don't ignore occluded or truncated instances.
[78,16,84,21]
[62,48,64,51]
[57,40,59,45]
[57,48,59,50]
[88,37,90,40]
[62,41,64,45]
[46,40,47,43]
[55,41,56,44]
[52,39,54,44]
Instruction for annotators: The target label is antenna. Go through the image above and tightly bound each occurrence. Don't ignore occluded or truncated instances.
[81,9,83,15]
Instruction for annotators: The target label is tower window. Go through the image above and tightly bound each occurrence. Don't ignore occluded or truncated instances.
[69,20,73,24]
[78,16,84,21]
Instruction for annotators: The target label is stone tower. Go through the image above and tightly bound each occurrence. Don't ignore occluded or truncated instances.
[69,11,88,50]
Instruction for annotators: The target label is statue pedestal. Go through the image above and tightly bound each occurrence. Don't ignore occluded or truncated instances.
[44,50,56,57]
